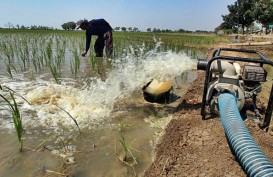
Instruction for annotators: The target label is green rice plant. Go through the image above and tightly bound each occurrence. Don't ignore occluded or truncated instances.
[0,91,23,151]
[56,41,66,67]
[56,105,81,134]
[45,41,63,83]
[2,86,31,105]
[4,44,15,65]
[31,48,39,73]
[48,61,61,84]
[59,138,69,152]
[55,52,63,69]
[119,121,127,132]
[119,120,131,132]
[5,63,17,78]
[46,40,53,64]
[70,49,81,77]
[33,134,57,151]
[117,133,138,166]
[18,48,28,71]
[89,54,97,70]
[40,48,47,66]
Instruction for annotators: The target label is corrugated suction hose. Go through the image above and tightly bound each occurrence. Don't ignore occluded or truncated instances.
[218,93,273,177]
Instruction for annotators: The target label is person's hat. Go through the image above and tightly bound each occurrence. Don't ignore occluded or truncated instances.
[76,19,84,29]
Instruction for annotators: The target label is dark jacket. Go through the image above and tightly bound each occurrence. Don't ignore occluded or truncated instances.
[85,19,112,53]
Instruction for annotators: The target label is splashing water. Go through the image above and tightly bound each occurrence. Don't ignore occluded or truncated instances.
[0,50,196,131]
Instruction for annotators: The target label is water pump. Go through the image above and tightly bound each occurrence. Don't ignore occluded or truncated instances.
[197,48,273,129]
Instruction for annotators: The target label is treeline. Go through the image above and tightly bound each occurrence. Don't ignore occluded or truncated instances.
[113,27,212,33]
[2,22,55,30]
[216,0,273,34]
[61,22,76,30]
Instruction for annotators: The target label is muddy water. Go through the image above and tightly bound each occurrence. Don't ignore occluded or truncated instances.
[0,48,201,176]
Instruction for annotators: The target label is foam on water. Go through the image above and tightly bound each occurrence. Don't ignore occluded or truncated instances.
[0,50,196,130]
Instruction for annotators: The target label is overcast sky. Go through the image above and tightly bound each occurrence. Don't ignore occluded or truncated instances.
[0,0,236,31]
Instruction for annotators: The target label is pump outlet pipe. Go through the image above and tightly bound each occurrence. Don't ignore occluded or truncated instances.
[218,93,273,177]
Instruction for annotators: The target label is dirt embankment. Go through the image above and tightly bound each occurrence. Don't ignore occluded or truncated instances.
[144,43,273,177]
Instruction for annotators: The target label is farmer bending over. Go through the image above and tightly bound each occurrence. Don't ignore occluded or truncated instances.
[76,18,113,80]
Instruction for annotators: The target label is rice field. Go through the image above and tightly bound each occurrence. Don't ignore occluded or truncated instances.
[0,29,226,176]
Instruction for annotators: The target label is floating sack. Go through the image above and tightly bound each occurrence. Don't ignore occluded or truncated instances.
[142,79,172,104]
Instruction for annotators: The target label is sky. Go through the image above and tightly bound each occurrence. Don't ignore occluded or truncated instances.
[0,0,236,31]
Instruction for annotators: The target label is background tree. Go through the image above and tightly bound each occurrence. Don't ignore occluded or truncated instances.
[115,27,120,31]
[133,27,139,32]
[153,28,161,33]
[219,0,273,34]
[20,25,27,30]
[5,22,14,29]
[62,22,76,30]
[236,0,255,34]
[224,0,255,34]
[254,0,273,34]
[121,27,127,32]
[178,28,186,33]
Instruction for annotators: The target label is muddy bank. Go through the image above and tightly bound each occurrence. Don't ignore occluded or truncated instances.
[144,45,273,177]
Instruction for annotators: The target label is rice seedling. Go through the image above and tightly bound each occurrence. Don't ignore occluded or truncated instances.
[48,61,61,84]
[18,48,29,71]
[33,134,57,151]
[0,91,23,151]
[2,86,30,105]
[31,47,39,73]
[4,44,15,64]
[5,63,17,78]
[118,120,131,132]
[116,133,138,166]
[58,138,69,152]
[46,39,53,64]
[56,105,81,134]
[70,49,81,77]
[40,48,48,66]
[89,54,97,70]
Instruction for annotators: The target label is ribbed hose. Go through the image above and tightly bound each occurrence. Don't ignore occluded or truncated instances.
[218,93,273,177]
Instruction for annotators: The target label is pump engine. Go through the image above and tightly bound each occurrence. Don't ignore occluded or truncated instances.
[197,48,273,129]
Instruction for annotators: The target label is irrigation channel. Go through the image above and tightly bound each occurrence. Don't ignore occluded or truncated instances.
[0,33,206,176]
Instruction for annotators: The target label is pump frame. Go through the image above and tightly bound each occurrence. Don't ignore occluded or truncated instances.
[201,48,273,129]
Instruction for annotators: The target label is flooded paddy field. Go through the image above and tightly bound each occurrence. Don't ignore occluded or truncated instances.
[0,31,207,176]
